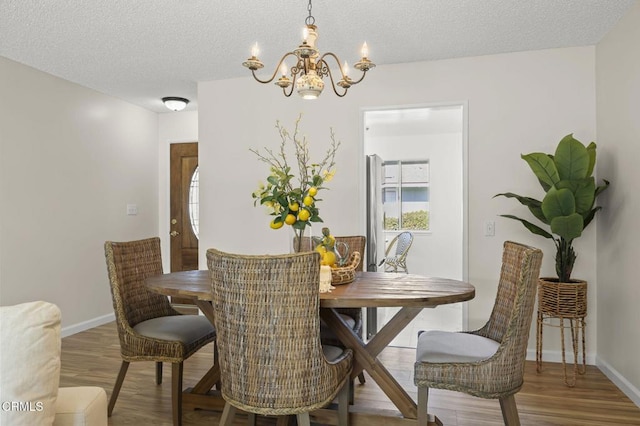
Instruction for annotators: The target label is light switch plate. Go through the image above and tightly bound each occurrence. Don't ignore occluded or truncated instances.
[484,220,495,236]
[127,204,138,215]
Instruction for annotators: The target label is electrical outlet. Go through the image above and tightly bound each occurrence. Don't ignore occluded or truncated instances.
[484,220,495,236]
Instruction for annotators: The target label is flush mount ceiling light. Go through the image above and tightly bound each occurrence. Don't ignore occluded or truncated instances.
[162,97,190,111]
[242,0,375,99]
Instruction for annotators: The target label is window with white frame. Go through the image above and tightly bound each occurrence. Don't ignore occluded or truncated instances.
[382,160,430,231]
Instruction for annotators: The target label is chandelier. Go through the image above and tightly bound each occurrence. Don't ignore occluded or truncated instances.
[242,0,375,99]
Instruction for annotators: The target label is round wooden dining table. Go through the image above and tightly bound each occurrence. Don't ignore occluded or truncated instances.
[146,270,475,425]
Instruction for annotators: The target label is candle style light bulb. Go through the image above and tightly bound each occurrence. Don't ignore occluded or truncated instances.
[251,42,259,58]
[281,63,288,76]
[303,27,309,43]
[342,61,350,77]
[361,42,369,58]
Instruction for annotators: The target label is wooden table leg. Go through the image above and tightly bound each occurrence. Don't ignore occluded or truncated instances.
[320,307,423,419]
[180,299,224,410]
[195,300,215,325]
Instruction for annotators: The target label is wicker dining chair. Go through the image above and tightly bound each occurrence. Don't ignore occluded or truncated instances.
[293,235,366,385]
[414,241,543,426]
[207,249,353,426]
[380,231,414,273]
[104,237,216,426]
[330,236,366,386]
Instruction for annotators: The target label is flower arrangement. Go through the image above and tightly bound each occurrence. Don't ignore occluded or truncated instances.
[251,114,340,251]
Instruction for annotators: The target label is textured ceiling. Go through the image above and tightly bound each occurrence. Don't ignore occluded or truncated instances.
[0,0,635,113]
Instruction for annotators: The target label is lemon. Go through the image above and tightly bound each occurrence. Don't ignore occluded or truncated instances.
[322,251,337,266]
[284,214,296,225]
[289,202,299,212]
[298,209,310,221]
[308,187,318,196]
[303,196,314,206]
[270,219,283,229]
[315,245,327,254]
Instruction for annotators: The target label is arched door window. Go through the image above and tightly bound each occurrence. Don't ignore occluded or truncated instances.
[189,167,199,239]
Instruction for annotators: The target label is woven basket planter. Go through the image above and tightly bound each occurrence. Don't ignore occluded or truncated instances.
[538,278,587,318]
[536,277,588,386]
[331,251,361,285]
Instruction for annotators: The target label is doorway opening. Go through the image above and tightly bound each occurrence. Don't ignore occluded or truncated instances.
[363,103,468,347]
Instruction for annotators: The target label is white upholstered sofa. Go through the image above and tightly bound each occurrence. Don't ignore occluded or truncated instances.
[0,301,107,426]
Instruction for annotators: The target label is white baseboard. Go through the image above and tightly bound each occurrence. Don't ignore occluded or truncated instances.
[61,312,115,338]
[596,356,640,408]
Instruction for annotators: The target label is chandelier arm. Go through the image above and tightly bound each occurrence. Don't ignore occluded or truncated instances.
[320,52,369,85]
[281,70,299,97]
[318,58,347,97]
[283,80,295,97]
[251,52,300,84]
[347,71,367,85]
[318,52,346,79]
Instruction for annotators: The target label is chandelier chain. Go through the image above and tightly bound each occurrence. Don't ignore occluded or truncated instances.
[305,0,315,26]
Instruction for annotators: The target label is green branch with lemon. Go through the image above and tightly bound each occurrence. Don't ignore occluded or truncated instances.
[251,115,340,252]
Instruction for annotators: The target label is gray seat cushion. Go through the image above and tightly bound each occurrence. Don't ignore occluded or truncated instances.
[416,330,500,363]
[321,313,355,328]
[133,314,215,344]
[322,345,349,362]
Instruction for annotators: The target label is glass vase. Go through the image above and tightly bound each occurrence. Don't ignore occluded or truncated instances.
[290,226,314,253]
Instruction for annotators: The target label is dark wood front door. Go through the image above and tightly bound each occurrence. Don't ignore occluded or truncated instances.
[170,142,198,305]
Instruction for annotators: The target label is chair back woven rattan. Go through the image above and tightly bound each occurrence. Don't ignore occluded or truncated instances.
[335,236,366,272]
[290,236,364,332]
[104,237,216,425]
[332,236,365,332]
[414,241,543,426]
[207,249,352,418]
[106,238,177,350]
[292,235,366,388]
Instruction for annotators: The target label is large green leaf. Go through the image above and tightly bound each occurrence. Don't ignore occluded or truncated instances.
[554,134,589,180]
[499,214,554,239]
[522,153,559,189]
[293,221,307,230]
[542,187,576,221]
[583,206,602,228]
[556,178,595,215]
[573,178,596,214]
[550,213,583,241]
[586,142,597,177]
[494,192,547,224]
[595,179,610,197]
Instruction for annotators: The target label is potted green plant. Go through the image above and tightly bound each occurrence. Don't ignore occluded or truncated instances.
[495,133,609,283]
[496,134,609,384]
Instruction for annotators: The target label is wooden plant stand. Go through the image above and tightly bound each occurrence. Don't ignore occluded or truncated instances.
[536,278,587,387]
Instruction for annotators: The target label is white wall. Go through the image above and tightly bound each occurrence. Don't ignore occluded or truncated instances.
[364,131,463,279]
[595,1,640,404]
[0,57,159,333]
[198,46,598,356]
[158,111,198,271]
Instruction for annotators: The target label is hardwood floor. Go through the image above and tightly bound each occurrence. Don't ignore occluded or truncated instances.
[59,322,640,426]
